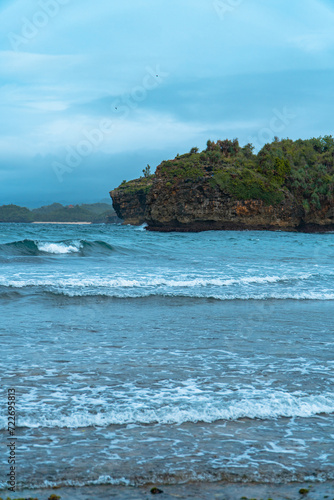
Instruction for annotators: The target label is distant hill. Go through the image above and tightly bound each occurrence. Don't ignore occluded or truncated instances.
[0,204,34,223]
[0,203,121,223]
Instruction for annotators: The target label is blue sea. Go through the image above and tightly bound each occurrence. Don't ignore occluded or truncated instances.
[0,223,334,490]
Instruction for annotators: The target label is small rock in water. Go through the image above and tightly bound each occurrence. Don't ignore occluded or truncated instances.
[299,488,309,495]
[150,486,163,494]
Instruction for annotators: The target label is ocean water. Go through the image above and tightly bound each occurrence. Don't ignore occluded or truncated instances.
[0,223,333,490]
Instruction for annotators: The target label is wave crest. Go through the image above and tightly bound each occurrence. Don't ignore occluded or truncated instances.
[1,392,333,429]
[0,239,114,257]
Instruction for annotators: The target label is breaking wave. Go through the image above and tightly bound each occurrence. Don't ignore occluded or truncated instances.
[1,391,333,429]
[0,273,333,300]
[0,239,114,257]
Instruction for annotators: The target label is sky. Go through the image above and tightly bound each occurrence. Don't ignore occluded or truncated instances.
[1,0,334,206]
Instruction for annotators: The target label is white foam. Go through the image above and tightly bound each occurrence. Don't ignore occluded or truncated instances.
[4,391,334,429]
[37,242,81,254]
[0,476,131,490]
[0,269,333,300]
[1,470,333,490]
[0,273,319,288]
[135,223,148,231]
[58,289,334,300]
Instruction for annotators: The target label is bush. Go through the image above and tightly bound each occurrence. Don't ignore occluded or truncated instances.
[115,135,334,209]
[213,169,283,205]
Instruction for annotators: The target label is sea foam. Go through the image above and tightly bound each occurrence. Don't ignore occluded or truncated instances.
[1,391,333,429]
[37,242,81,254]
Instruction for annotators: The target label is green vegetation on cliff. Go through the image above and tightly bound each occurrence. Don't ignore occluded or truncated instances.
[117,175,154,195]
[154,136,334,207]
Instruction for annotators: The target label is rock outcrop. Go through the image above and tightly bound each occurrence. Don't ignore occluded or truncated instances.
[110,177,153,225]
[110,137,334,232]
[144,175,334,232]
[145,175,301,231]
[111,173,334,232]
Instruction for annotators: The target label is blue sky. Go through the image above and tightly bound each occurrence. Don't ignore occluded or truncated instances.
[1,0,334,206]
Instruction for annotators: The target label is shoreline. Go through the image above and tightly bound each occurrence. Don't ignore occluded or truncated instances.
[6,480,334,499]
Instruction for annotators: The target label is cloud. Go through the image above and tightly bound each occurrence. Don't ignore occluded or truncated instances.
[1,0,334,204]
[289,33,334,53]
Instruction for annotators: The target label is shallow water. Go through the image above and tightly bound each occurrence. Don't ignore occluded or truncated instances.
[0,223,333,490]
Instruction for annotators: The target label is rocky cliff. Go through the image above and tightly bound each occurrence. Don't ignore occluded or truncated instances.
[110,137,334,232]
[145,176,301,232]
[110,177,153,225]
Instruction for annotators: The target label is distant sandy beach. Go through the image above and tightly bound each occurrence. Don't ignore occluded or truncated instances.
[9,481,334,499]
[32,221,92,224]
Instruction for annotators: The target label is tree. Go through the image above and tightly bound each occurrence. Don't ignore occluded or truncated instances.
[242,143,255,159]
[217,138,240,157]
[142,164,151,177]
[206,140,214,151]
[189,147,199,154]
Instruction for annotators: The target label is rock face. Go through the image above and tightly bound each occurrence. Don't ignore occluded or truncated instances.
[144,173,334,232]
[110,171,334,232]
[110,136,334,232]
[145,176,299,231]
[110,188,146,225]
[110,177,153,225]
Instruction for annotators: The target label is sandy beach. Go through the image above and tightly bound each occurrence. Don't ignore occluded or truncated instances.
[7,481,334,499]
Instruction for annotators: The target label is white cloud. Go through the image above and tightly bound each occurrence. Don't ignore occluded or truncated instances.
[0,50,83,76]
[1,0,334,203]
[25,101,68,112]
[289,33,334,53]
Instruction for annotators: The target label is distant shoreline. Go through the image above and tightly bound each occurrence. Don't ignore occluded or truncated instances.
[0,202,118,224]
[32,221,92,225]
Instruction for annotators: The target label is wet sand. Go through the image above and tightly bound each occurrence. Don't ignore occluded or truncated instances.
[6,481,334,499]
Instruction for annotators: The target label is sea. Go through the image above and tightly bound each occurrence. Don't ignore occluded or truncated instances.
[0,222,333,492]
